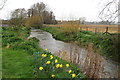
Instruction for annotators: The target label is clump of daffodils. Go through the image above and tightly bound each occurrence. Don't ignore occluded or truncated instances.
[41,54,47,57]
[39,67,43,71]
[46,61,51,64]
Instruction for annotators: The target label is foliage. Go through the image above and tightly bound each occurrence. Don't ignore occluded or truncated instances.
[9,8,27,27]
[41,27,120,62]
[29,2,57,24]
[33,50,86,78]
[2,27,86,78]
[25,15,43,29]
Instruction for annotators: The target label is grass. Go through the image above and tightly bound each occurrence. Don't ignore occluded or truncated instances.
[2,27,86,78]
[2,48,34,78]
[40,26,120,62]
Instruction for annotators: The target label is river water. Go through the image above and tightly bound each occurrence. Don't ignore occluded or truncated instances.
[29,29,119,78]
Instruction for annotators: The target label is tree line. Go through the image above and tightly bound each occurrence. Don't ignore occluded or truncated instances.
[9,2,57,29]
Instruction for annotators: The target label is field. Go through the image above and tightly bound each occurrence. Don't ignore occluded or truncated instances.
[45,24,119,33]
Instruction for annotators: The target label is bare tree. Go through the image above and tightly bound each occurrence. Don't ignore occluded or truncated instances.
[0,0,7,10]
[98,0,119,24]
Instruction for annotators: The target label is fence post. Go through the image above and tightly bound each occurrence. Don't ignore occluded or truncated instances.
[95,27,97,33]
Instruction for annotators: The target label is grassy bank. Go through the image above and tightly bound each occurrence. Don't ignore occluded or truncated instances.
[2,27,86,78]
[41,27,120,62]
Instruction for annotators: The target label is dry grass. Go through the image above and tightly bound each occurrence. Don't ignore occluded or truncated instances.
[44,24,119,33]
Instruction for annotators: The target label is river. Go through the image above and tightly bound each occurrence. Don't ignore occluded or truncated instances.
[29,29,119,78]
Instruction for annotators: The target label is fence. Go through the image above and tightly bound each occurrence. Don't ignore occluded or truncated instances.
[46,24,119,33]
[79,26,119,33]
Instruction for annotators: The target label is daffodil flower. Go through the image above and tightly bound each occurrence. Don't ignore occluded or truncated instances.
[59,64,63,68]
[66,64,70,67]
[44,49,48,51]
[55,59,58,63]
[41,54,44,57]
[51,74,55,78]
[39,67,43,70]
[56,64,60,68]
[71,74,76,78]
[68,70,72,73]
[50,55,54,59]
[46,61,51,64]
[41,54,47,57]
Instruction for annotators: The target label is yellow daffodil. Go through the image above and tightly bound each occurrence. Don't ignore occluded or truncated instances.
[46,61,51,64]
[66,64,70,67]
[41,54,44,57]
[55,59,58,63]
[50,55,54,59]
[44,54,47,57]
[41,54,47,57]
[71,74,76,78]
[44,49,48,51]
[39,67,43,70]
[51,74,55,78]
[59,64,63,68]
[56,64,60,68]
[68,70,72,73]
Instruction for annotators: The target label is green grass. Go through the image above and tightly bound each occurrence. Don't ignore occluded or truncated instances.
[2,48,34,78]
[41,27,120,62]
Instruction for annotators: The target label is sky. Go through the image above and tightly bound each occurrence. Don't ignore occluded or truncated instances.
[0,0,117,22]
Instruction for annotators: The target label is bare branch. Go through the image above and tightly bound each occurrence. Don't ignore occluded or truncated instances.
[98,0,119,23]
[0,0,7,10]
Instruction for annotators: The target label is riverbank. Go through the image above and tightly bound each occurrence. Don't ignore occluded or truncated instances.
[2,27,86,78]
[40,27,120,62]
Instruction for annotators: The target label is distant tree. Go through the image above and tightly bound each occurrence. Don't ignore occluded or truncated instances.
[9,8,27,27]
[28,2,57,25]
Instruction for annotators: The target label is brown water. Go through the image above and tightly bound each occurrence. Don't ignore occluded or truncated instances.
[28,29,119,78]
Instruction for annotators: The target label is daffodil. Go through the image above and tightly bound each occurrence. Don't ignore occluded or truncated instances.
[66,64,70,67]
[56,64,60,68]
[41,54,47,57]
[68,70,72,73]
[59,64,63,68]
[55,59,58,63]
[44,49,48,51]
[71,74,76,78]
[51,74,55,78]
[44,54,47,57]
[41,54,44,57]
[39,67,43,70]
[46,61,51,64]
[50,55,54,59]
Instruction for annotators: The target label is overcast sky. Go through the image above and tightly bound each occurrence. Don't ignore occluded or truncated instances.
[0,0,116,21]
